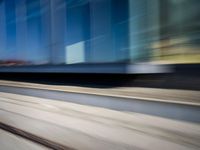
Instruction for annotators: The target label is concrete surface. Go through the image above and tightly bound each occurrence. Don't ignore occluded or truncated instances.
[0,91,199,150]
[0,80,199,106]
[0,85,199,122]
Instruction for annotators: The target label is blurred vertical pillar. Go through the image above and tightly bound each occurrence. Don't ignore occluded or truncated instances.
[5,0,17,60]
[129,0,144,62]
[26,0,42,64]
[65,0,90,64]
[40,0,51,64]
[147,0,160,62]
[0,0,6,60]
[15,0,27,62]
[89,0,114,62]
[159,0,170,60]
[129,0,158,63]
[111,0,129,62]
[50,0,67,64]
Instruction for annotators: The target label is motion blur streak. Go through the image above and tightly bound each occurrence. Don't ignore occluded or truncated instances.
[0,0,200,150]
[0,0,199,67]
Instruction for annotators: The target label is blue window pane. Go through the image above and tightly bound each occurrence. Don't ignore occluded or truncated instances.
[5,0,16,58]
[0,0,200,65]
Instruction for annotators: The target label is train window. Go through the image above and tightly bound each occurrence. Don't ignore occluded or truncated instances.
[0,0,200,66]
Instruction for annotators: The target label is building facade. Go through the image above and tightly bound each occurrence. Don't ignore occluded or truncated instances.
[0,0,200,66]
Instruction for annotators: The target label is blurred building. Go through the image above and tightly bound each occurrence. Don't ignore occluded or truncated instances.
[0,0,199,65]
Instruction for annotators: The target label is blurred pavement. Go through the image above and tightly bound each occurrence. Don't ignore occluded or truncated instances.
[0,91,199,150]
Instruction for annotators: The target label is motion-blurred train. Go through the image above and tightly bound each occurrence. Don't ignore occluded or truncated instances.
[0,0,199,74]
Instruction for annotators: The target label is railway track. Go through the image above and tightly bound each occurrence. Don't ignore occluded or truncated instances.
[0,122,74,150]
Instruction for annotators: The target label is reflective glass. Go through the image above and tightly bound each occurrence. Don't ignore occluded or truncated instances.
[0,0,199,65]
